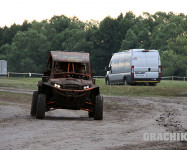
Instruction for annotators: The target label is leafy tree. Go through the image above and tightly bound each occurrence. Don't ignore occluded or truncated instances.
[49,15,70,33]
[138,28,151,48]
[2,24,21,45]
[98,16,118,52]
[0,44,11,60]
[0,12,186,76]
[160,50,177,76]
[161,50,187,76]
[93,16,119,75]
[166,35,187,76]
[168,34,187,55]
[21,20,31,32]
[0,27,3,45]
[121,29,137,49]
[8,30,50,72]
[61,28,92,51]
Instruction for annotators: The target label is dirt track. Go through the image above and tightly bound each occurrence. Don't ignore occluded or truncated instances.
[0,88,187,150]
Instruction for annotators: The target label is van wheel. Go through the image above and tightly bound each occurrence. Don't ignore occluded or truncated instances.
[94,95,103,120]
[36,94,46,119]
[106,79,110,85]
[123,79,128,86]
[149,83,157,86]
[131,83,137,86]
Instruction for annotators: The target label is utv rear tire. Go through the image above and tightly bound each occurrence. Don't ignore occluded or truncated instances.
[88,112,94,118]
[94,95,103,120]
[30,91,38,116]
[36,94,46,119]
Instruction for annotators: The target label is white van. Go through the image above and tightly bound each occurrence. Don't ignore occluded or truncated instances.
[105,49,161,86]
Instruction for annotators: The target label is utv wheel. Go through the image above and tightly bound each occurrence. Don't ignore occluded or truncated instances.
[94,95,103,120]
[88,112,94,118]
[36,94,46,119]
[30,91,38,116]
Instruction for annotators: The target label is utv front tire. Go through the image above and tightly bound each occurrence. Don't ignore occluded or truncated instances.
[36,94,46,119]
[30,91,38,116]
[94,95,103,120]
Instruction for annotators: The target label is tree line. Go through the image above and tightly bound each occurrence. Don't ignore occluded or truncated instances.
[0,11,186,76]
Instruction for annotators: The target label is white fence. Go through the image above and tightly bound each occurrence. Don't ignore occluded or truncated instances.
[5,72,187,82]
[7,72,43,78]
[161,76,187,81]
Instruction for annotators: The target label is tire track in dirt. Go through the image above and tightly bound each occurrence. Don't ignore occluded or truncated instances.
[0,87,187,149]
[0,87,34,94]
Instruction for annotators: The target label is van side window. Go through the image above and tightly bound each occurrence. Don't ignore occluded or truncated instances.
[119,59,125,68]
[125,60,130,68]
[112,60,119,70]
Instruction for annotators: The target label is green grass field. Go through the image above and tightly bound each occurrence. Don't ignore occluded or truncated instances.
[0,77,186,97]
[0,77,39,90]
[96,78,187,97]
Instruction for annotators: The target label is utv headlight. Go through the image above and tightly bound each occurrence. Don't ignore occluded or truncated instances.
[83,85,89,89]
[54,83,61,88]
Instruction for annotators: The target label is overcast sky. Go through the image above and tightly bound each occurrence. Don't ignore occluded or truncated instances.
[0,0,187,27]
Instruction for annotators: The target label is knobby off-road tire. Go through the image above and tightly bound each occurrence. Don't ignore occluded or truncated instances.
[36,94,46,119]
[94,95,103,120]
[88,112,94,118]
[30,91,38,116]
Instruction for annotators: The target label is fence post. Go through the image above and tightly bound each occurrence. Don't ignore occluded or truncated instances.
[184,77,185,82]
[8,72,9,78]
[29,72,31,78]
[172,76,173,82]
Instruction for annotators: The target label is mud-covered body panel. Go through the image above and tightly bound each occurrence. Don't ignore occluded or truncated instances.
[37,51,100,110]
[38,78,99,109]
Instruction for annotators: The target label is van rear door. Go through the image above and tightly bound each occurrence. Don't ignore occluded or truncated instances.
[132,51,147,78]
[132,50,159,79]
[146,51,159,78]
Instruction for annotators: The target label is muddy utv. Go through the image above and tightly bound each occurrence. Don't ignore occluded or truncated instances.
[30,51,103,120]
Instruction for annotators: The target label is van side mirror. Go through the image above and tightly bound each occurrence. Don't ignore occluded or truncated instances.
[105,66,108,71]
[105,66,111,71]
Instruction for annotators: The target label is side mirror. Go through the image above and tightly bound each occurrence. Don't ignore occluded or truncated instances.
[105,66,110,71]
[105,66,111,71]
